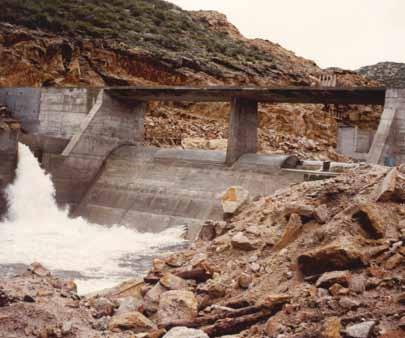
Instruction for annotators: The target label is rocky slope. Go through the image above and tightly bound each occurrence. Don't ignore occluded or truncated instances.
[1,165,404,337]
[358,62,405,88]
[0,0,382,161]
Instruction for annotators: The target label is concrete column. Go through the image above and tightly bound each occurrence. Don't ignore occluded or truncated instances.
[226,98,258,165]
[368,89,405,165]
[0,124,19,220]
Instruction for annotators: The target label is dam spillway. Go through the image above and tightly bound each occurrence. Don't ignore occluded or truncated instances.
[71,146,301,239]
[0,86,400,237]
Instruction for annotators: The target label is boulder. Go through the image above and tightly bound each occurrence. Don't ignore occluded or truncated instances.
[231,232,259,251]
[163,327,209,338]
[345,321,376,338]
[221,186,249,214]
[157,290,198,326]
[352,203,385,239]
[108,311,156,332]
[298,242,366,276]
[160,273,187,291]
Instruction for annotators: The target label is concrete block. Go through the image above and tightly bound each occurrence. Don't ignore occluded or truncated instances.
[226,98,258,165]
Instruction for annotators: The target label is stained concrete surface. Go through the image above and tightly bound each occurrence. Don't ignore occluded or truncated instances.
[72,146,302,239]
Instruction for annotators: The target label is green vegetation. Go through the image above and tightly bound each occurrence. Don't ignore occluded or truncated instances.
[0,0,272,73]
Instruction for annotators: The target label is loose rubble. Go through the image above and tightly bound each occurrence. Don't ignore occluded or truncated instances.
[1,165,404,337]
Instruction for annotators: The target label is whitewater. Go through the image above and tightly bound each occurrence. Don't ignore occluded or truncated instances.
[0,144,185,294]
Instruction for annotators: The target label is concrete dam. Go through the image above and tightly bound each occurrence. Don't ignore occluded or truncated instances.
[0,86,400,238]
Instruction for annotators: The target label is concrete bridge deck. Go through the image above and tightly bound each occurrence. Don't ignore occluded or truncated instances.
[106,86,386,104]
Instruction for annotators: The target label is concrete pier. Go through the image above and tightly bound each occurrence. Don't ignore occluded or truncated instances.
[226,98,258,165]
[368,89,405,165]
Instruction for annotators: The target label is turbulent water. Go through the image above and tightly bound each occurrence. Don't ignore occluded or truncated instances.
[0,144,185,294]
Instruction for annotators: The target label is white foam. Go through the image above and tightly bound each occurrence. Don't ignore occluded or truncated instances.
[0,144,185,294]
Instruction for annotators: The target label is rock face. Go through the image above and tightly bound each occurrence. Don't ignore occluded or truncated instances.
[0,1,383,162]
[358,62,405,88]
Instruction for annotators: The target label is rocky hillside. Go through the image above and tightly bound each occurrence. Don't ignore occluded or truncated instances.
[357,62,405,88]
[0,0,382,161]
[0,0,376,88]
[0,0,322,87]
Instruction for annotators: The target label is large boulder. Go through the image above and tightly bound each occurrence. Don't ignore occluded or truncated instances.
[220,186,249,215]
[157,290,198,326]
[298,242,366,276]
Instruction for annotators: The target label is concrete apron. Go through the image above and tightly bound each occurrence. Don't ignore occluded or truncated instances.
[62,146,303,240]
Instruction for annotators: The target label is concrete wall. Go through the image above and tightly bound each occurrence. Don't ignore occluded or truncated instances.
[38,88,99,139]
[0,88,41,133]
[391,90,405,164]
[41,91,146,208]
[0,88,99,139]
[337,126,375,161]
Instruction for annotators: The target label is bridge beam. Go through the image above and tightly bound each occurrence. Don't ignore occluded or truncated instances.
[226,98,258,165]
